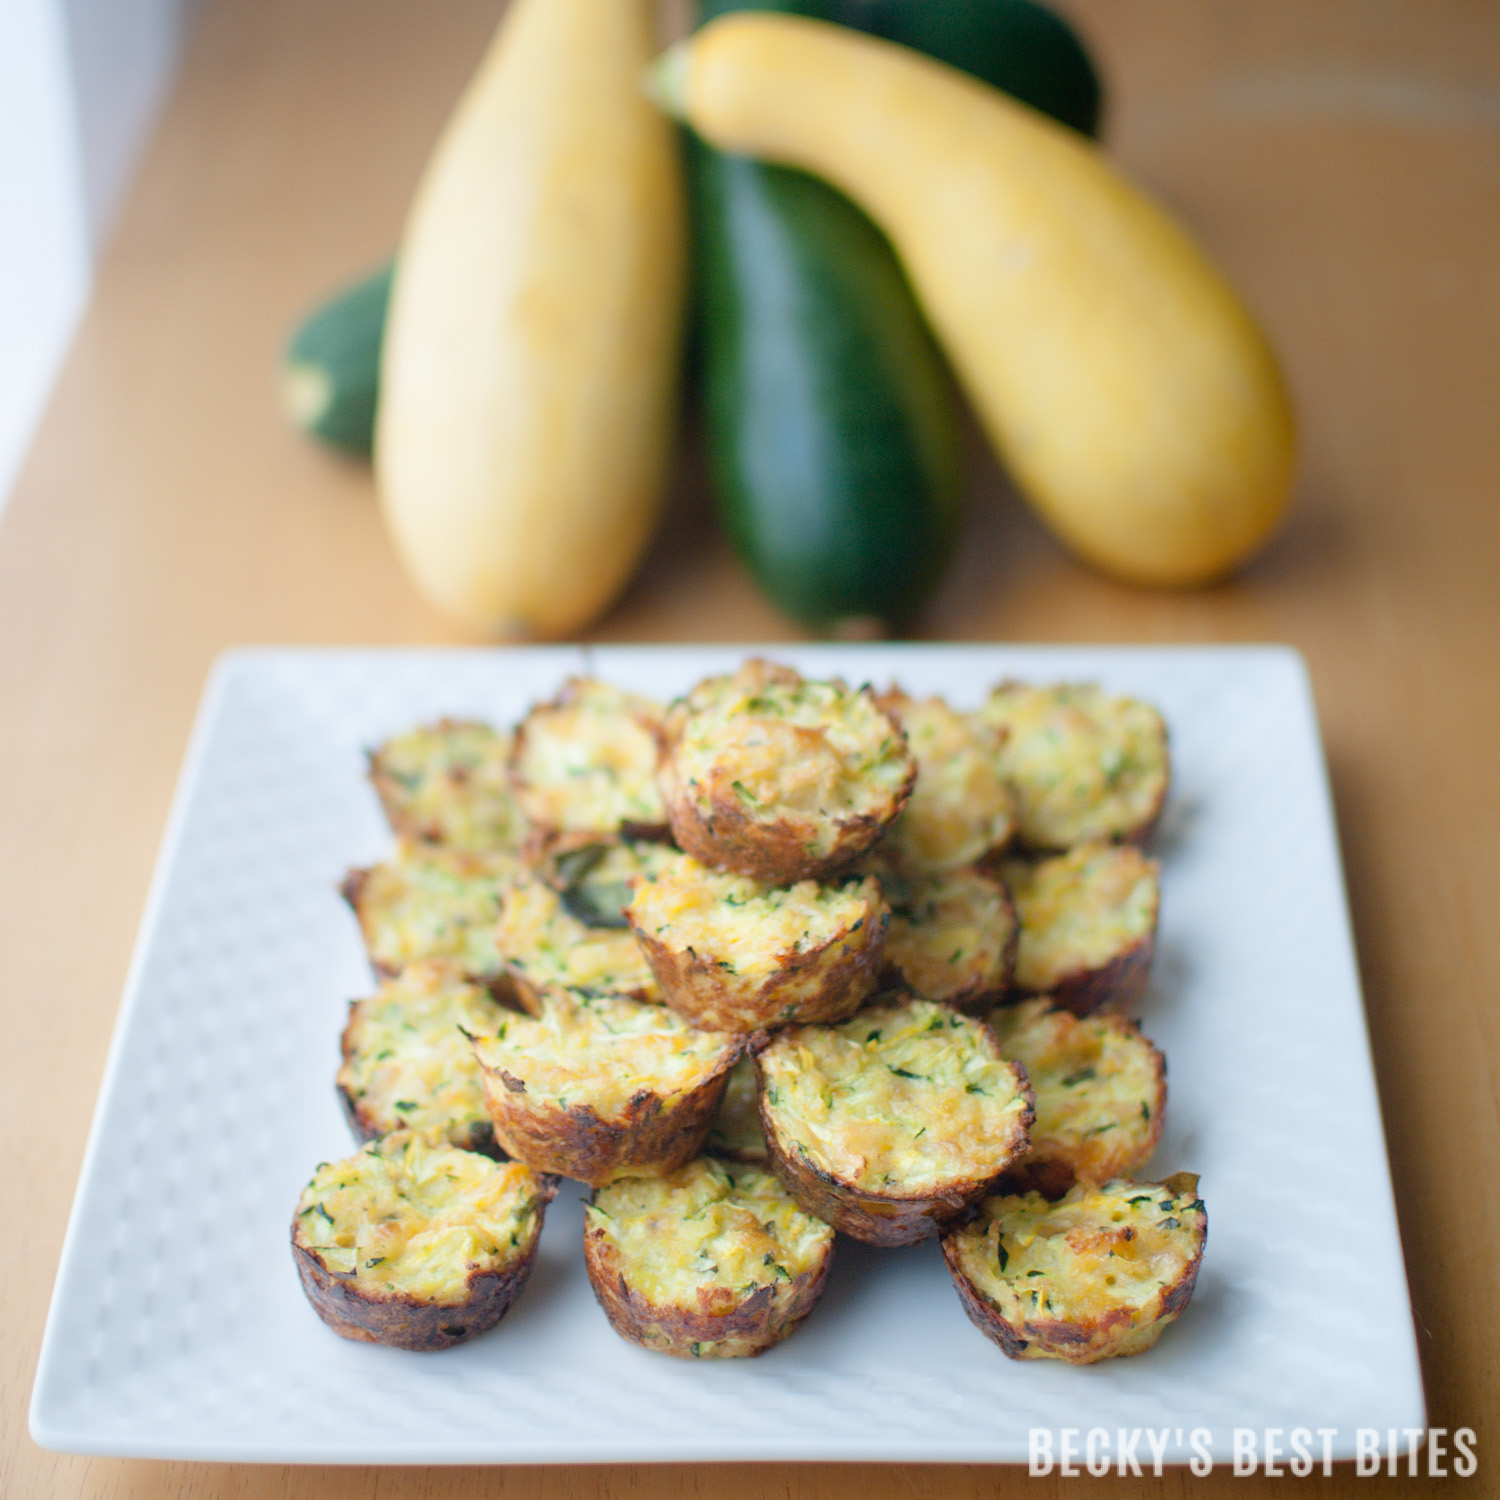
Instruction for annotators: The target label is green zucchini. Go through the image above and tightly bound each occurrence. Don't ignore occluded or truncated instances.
[692,0,1104,633]
[830,0,1103,138]
[692,139,962,634]
[280,260,392,458]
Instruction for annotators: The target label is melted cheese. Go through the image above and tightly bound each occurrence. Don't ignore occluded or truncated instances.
[880,693,1016,871]
[948,1180,1205,1353]
[496,877,659,1001]
[338,960,506,1144]
[881,867,1014,1006]
[988,998,1163,1181]
[513,678,667,834]
[369,719,527,851]
[350,843,522,978]
[672,662,913,857]
[758,996,1030,1194]
[980,682,1168,849]
[1003,844,1159,991]
[629,854,880,979]
[587,1158,831,1307]
[469,992,739,1119]
[293,1133,547,1302]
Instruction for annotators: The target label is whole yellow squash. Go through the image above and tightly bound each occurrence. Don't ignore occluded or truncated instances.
[378,0,685,637]
[654,14,1296,587]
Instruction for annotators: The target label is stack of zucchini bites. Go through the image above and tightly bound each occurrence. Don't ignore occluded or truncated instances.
[292,659,1207,1365]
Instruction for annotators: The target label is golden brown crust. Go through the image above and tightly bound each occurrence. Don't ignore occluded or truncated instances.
[1041,937,1155,1018]
[660,661,916,884]
[877,863,1018,1014]
[510,678,671,851]
[626,862,889,1033]
[940,1175,1206,1363]
[1002,844,1160,1017]
[760,1129,1014,1247]
[367,718,527,852]
[479,1063,737,1186]
[583,1225,831,1359]
[292,1228,541,1351]
[754,998,1034,1246]
[987,999,1166,1195]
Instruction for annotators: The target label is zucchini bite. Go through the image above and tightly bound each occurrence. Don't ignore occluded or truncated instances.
[979,682,1169,851]
[704,1056,769,1164]
[661,659,916,884]
[511,678,670,846]
[584,1157,835,1358]
[469,992,745,1185]
[941,1174,1206,1363]
[987,997,1165,1195]
[341,842,520,984]
[494,876,660,1011]
[368,718,528,852]
[874,690,1016,872]
[878,864,1017,1013]
[626,852,888,1032]
[337,959,511,1155]
[1001,843,1160,1015]
[756,995,1033,1244]
[291,1132,555,1350]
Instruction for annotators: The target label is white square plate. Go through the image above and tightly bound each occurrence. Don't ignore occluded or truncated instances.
[31,644,1424,1465]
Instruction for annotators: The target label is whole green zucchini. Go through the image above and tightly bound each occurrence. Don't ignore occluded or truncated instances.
[692,0,1103,633]
[280,260,392,459]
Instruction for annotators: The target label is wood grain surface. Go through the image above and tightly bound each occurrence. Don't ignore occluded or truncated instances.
[2,0,1496,1494]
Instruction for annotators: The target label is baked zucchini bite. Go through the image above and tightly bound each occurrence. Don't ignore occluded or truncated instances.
[756,996,1033,1245]
[704,1057,769,1163]
[494,876,660,1012]
[368,719,528,851]
[875,690,1016,872]
[511,678,669,846]
[626,853,888,1032]
[979,681,1169,851]
[941,1174,1206,1363]
[584,1157,835,1358]
[291,1132,555,1350]
[661,659,916,884]
[879,865,1017,1013]
[341,842,521,984]
[987,998,1165,1195]
[337,959,511,1155]
[1001,843,1160,1016]
[470,992,745,1185]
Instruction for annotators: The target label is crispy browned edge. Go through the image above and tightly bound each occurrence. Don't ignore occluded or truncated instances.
[477,1038,748,1187]
[290,1172,558,1351]
[582,1205,834,1358]
[335,990,511,1159]
[510,678,672,850]
[628,891,889,1033]
[660,680,916,885]
[339,864,522,1005]
[754,1033,1034,1247]
[996,1010,1167,1198]
[1013,928,1156,1019]
[366,717,494,845]
[879,869,1018,1016]
[988,681,1171,855]
[938,1175,1206,1363]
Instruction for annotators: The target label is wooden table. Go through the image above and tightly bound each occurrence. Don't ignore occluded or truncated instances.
[3,0,1496,1494]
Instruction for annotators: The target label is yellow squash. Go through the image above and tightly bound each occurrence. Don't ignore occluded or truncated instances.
[378,0,685,637]
[654,15,1295,587]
